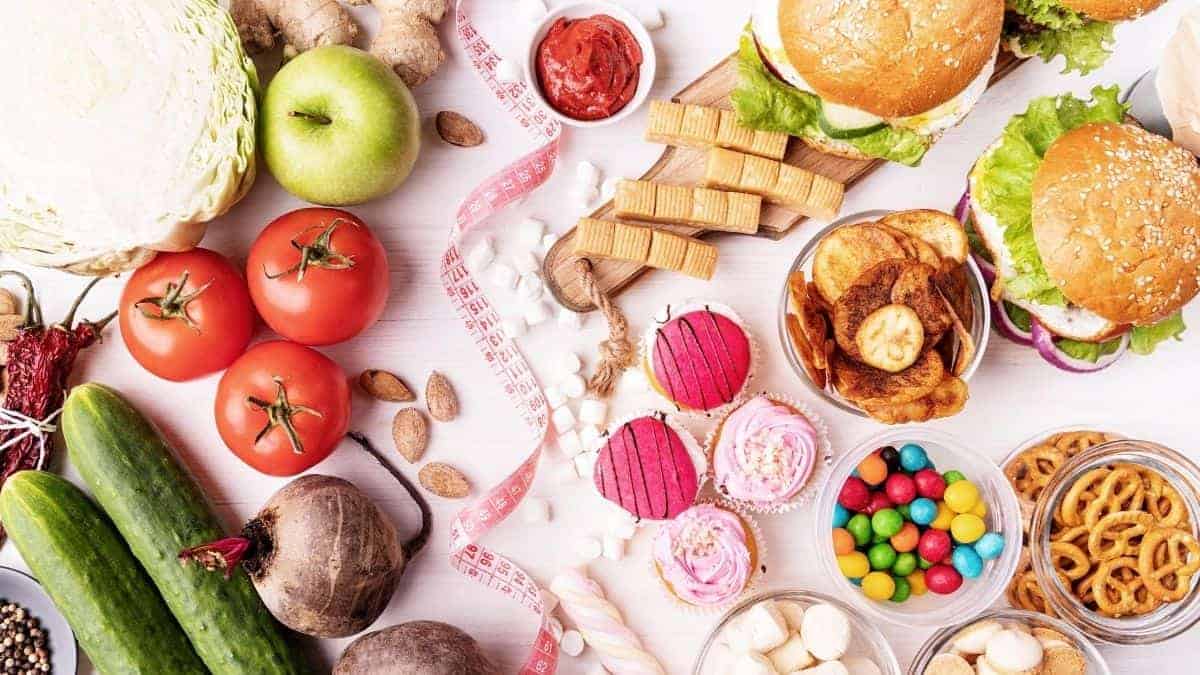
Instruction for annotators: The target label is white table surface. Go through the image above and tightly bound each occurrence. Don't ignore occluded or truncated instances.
[4,1,1200,673]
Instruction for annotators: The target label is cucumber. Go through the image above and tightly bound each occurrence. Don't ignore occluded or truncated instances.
[62,383,308,675]
[0,471,207,675]
[818,100,887,139]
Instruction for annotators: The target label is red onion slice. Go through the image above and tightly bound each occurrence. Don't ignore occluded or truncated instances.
[991,300,1034,347]
[1029,319,1129,374]
[954,187,971,224]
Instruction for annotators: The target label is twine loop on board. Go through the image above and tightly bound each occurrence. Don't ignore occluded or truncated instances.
[575,259,635,398]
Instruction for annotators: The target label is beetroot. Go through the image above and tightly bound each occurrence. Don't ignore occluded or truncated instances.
[334,621,497,675]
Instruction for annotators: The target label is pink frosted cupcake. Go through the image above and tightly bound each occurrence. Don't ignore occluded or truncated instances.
[652,503,760,611]
[642,301,755,416]
[592,413,705,522]
[708,394,828,513]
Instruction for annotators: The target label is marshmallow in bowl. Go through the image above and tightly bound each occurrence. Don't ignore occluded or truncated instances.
[843,656,883,675]
[741,601,790,653]
[732,652,777,675]
[775,600,805,631]
[767,633,814,672]
[984,629,1043,672]
[949,618,1002,655]
[800,603,851,661]
[805,662,850,675]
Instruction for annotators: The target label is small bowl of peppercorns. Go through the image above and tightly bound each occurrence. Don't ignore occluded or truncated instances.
[0,567,75,674]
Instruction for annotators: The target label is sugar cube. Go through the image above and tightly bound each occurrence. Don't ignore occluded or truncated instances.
[607,510,637,539]
[602,535,625,561]
[571,185,600,210]
[521,497,550,524]
[578,424,603,451]
[466,237,495,269]
[578,398,607,426]
[574,536,602,561]
[513,251,540,274]
[544,385,568,409]
[517,217,547,248]
[546,615,564,641]
[561,629,585,656]
[489,262,518,289]
[561,373,587,398]
[552,405,576,433]
[502,316,528,339]
[517,273,544,301]
[636,5,665,30]
[731,653,775,675]
[557,429,584,458]
[575,161,601,186]
[496,58,522,83]
[601,175,622,199]
[525,301,552,326]
[801,603,850,660]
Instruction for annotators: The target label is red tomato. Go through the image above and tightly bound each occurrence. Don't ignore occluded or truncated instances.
[246,208,389,345]
[215,340,350,476]
[118,248,256,381]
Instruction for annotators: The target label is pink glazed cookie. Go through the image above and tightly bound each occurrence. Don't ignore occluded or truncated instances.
[643,303,753,414]
[593,414,703,521]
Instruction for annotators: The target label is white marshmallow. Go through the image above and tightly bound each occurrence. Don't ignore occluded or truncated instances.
[517,217,547,248]
[520,497,550,524]
[525,301,552,326]
[496,58,522,83]
[705,643,737,674]
[775,601,805,632]
[558,306,585,329]
[601,534,625,561]
[767,633,814,673]
[575,161,601,186]
[574,536,602,561]
[561,629,585,657]
[558,351,583,375]
[544,386,568,409]
[742,601,789,653]
[802,662,848,675]
[985,630,1043,672]
[731,652,777,675]
[578,399,608,426]
[574,451,597,478]
[571,185,600,210]
[951,619,1003,655]
[540,233,559,255]
[551,405,576,433]
[502,316,528,339]
[466,237,495,269]
[606,510,637,539]
[551,459,579,484]
[513,251,540,274]
[517,273,544,301]
[561,373,587,398]
[635,5,664,30]
[842,656,882,675]
[557,429,584,458]
[540,589,560,615]
[489,262,518,289]
[600,176,622,199]
[974,655,1003,675]
[578,424,603,451]
[516,0,548,23]
[800,603,850,661]
[721,616,756,653]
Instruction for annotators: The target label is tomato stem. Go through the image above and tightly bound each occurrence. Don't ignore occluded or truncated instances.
[247,377,323,455]
[264,219,356,283]
[133,271,212,332]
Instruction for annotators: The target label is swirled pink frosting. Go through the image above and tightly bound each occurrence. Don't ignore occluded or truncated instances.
[713,396,817,507]
[652,504,751,606]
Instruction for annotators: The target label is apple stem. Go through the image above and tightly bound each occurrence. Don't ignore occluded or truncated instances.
[288,110,332,125]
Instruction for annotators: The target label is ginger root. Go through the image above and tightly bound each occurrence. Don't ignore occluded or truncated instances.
[227,0,446,87]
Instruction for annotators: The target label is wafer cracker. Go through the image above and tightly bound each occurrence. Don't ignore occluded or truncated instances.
[800,174,845,221]
[723,192,762,234]
[716,110,756,155]
[653,185,693,223]
[691,189,728,228]
[679,105,720,145]
[740,155,780,194]
[681,240,718,280]
[574,218,615,257]
[704,148,746,191]
[647,230,689,271]
[611,222,652,262]
[703,148,843,220]
[750,129,789,160]
[614,179,656,220]
[645,100,685,144]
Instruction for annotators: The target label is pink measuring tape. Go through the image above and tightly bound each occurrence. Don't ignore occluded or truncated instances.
[441,2,561,672]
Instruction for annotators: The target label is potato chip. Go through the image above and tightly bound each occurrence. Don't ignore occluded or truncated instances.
[878,209,969,264]
[812,225,906,303]
[831,349,944,407]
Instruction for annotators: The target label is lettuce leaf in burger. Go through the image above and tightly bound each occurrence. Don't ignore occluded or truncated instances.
[1003,0,1167,74]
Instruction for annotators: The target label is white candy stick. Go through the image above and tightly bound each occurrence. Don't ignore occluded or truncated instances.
[550,569,667,675]
[574,451,597,478]
[559,351,583,375]
[578,425,603,451]
[517,273,544,301]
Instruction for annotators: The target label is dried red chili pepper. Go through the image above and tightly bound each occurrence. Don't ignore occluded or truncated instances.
[0,271,114,541]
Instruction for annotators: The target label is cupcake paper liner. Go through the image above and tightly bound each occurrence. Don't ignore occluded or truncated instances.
[703,391,834,515]
[585,408,709,526]
[638,299,761,421]
[649,499,767,616]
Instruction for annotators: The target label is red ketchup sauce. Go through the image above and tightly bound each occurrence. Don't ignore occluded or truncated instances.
[535,14,644,121]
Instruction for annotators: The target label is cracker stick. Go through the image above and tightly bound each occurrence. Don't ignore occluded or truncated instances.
[613,179,761,234]
[645,101,789,160]
[702,148,844,220]
[571,218,717,280]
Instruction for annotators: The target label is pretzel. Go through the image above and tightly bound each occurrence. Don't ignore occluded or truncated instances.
[1051,542,1092,581]
[1049,431,1115,456]
[1008,566,1056,616]
[1060,468,1111,527]
[1127,576,1165,615]
[1088,511,1155,562]
[1084,466,1146,527]
[1143,472,1189,528]
[1006,445,1067,501]
[1092,557,1140,617]
[1139,528,1200,602]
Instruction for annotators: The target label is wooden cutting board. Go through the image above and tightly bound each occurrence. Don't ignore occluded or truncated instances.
[542,50,1023,312]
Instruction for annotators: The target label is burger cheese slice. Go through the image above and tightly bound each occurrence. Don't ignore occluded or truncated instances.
[734,0,1004,166]
[1003,0,1168,74]
[967,86,1200,371]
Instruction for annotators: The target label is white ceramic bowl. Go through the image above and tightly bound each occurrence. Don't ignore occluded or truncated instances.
[524,1,657,128]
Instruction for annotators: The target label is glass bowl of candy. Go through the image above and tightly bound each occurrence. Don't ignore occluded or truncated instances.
[1028,437,1200,644]
[692,589,901,675]
[906,608,1110,675]
[815,428,1022,627]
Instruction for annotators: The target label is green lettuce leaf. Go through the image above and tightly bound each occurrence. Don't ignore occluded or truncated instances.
[1005,0,1114,74]
[1003,302,1032,332]
[731,29,930,166]
[1056,336,1123,363]
[973,86,1126,306]
[1130,313,1187,355]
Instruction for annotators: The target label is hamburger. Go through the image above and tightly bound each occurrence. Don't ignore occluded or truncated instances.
[1003,0,1168,74]
[964,86,1200,372]
[734,0,1004,166]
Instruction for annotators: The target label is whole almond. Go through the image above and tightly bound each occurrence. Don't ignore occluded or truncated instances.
[392,408,429,463]
[0,289,18,316]
[436,111,485,147]
[418,462,470,499]
[359,369,415,402]
[0,315,23,342]
[426,371,459,422]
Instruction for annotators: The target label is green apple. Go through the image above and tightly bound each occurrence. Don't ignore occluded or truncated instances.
[260,45,420,205]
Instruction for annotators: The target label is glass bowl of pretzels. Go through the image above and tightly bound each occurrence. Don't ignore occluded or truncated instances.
[1014,431,1200,644]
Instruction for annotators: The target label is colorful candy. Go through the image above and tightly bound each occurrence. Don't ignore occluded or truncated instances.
[908,497,937,525]
[942,470,965,485]
[951,545,984,579]
[838,551,870,578]
[867,543,897,570]
[974,532,1005,561]
[892,551,918,577]
[857,453,889,486]
[884,473,916,505]
[899,443,928,471]
[878,446,901,473]
[890,576,911,603]
[870,508,903,538]
[890,523,919,553]
[924,564,963,594]
[846,514,872,547]
[907,570,927,596]
[930,501,955,530]
[832,528,856,555]
[838,476,870,511]
[913,469,946,500]
[918,528,952,563]
[832,503,851,528]
[861,572,895,601]
[950,513,986,544]
[864,491,894,515]
[943,480,980,514]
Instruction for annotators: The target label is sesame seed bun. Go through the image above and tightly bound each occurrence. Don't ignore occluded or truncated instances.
[776,0,1004,119]
[1032,123,1200,327]
[1059,0,1167,22]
